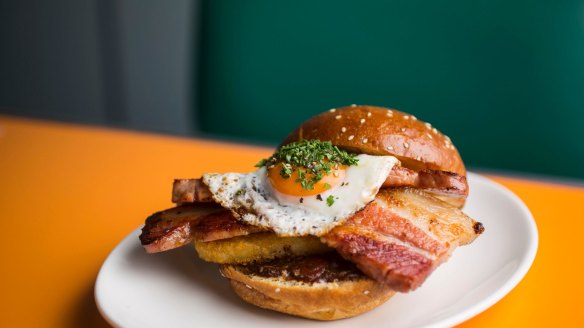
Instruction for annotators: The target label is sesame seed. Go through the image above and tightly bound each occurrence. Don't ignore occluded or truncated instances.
[351,104,357,107]
[425,122,432,129]
[367,112,372,117]
[386,111,393,117]
[363,290,370,295]
[333,172,339,177]
[335,115,342,120]
[416,156,422,161]
[329,108,336,112]
[404,142,410,149]
[404,115,410,120]
[432,128,438,134]
[427,133,433,139]
[245,284,252,289]
[348,135,354,140]
[411,115,417,120]
[275,288,281,293]
[362,138,368,144]
[341,127,347,133]
[386,146,394,151]
[360,118,366,124]
[401,127,406,132]
[445,136,451,142]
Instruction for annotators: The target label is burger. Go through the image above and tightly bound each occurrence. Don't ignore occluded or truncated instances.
[139,105,484,320]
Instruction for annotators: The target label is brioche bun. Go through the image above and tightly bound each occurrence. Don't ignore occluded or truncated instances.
[220,254,395,320]
[282,105,466,176]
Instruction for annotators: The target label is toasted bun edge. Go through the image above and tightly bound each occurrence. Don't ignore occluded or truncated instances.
[282,105,466,176]
[220,264,395,320]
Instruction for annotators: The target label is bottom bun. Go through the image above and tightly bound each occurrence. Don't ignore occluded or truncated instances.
[219,254,395,320]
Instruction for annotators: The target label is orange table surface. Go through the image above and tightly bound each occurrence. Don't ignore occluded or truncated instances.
[1,115,583,327]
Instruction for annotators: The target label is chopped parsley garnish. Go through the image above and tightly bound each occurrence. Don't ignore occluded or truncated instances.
[256,140,359,191]
[326,195,335,207]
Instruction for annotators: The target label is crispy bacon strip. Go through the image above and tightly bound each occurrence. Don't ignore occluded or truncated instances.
[171,166,468,204]
[321,188,482,292]
[192,210,267,242]
[142,188,483,292]
[172,179,213,203]
[139,204,265,253]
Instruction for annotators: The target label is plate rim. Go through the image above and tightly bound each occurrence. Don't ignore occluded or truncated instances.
[95,172,539,328]
[425,173,539,327]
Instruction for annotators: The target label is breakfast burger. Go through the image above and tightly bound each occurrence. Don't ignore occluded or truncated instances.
[139,105,484,320]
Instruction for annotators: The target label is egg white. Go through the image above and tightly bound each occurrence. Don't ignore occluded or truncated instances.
[202,154,398,236]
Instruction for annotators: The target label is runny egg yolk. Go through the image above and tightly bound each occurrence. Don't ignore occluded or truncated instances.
[267,162,347,196]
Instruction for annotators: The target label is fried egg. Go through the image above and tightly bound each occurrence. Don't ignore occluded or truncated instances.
[202,154,398,236]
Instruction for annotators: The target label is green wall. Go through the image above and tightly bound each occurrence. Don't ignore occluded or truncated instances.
[199,0,584,179]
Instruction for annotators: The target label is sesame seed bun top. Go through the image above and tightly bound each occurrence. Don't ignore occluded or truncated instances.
[281,105,466,176]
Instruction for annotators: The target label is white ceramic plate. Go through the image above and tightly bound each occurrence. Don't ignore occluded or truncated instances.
[95,173,538,328]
